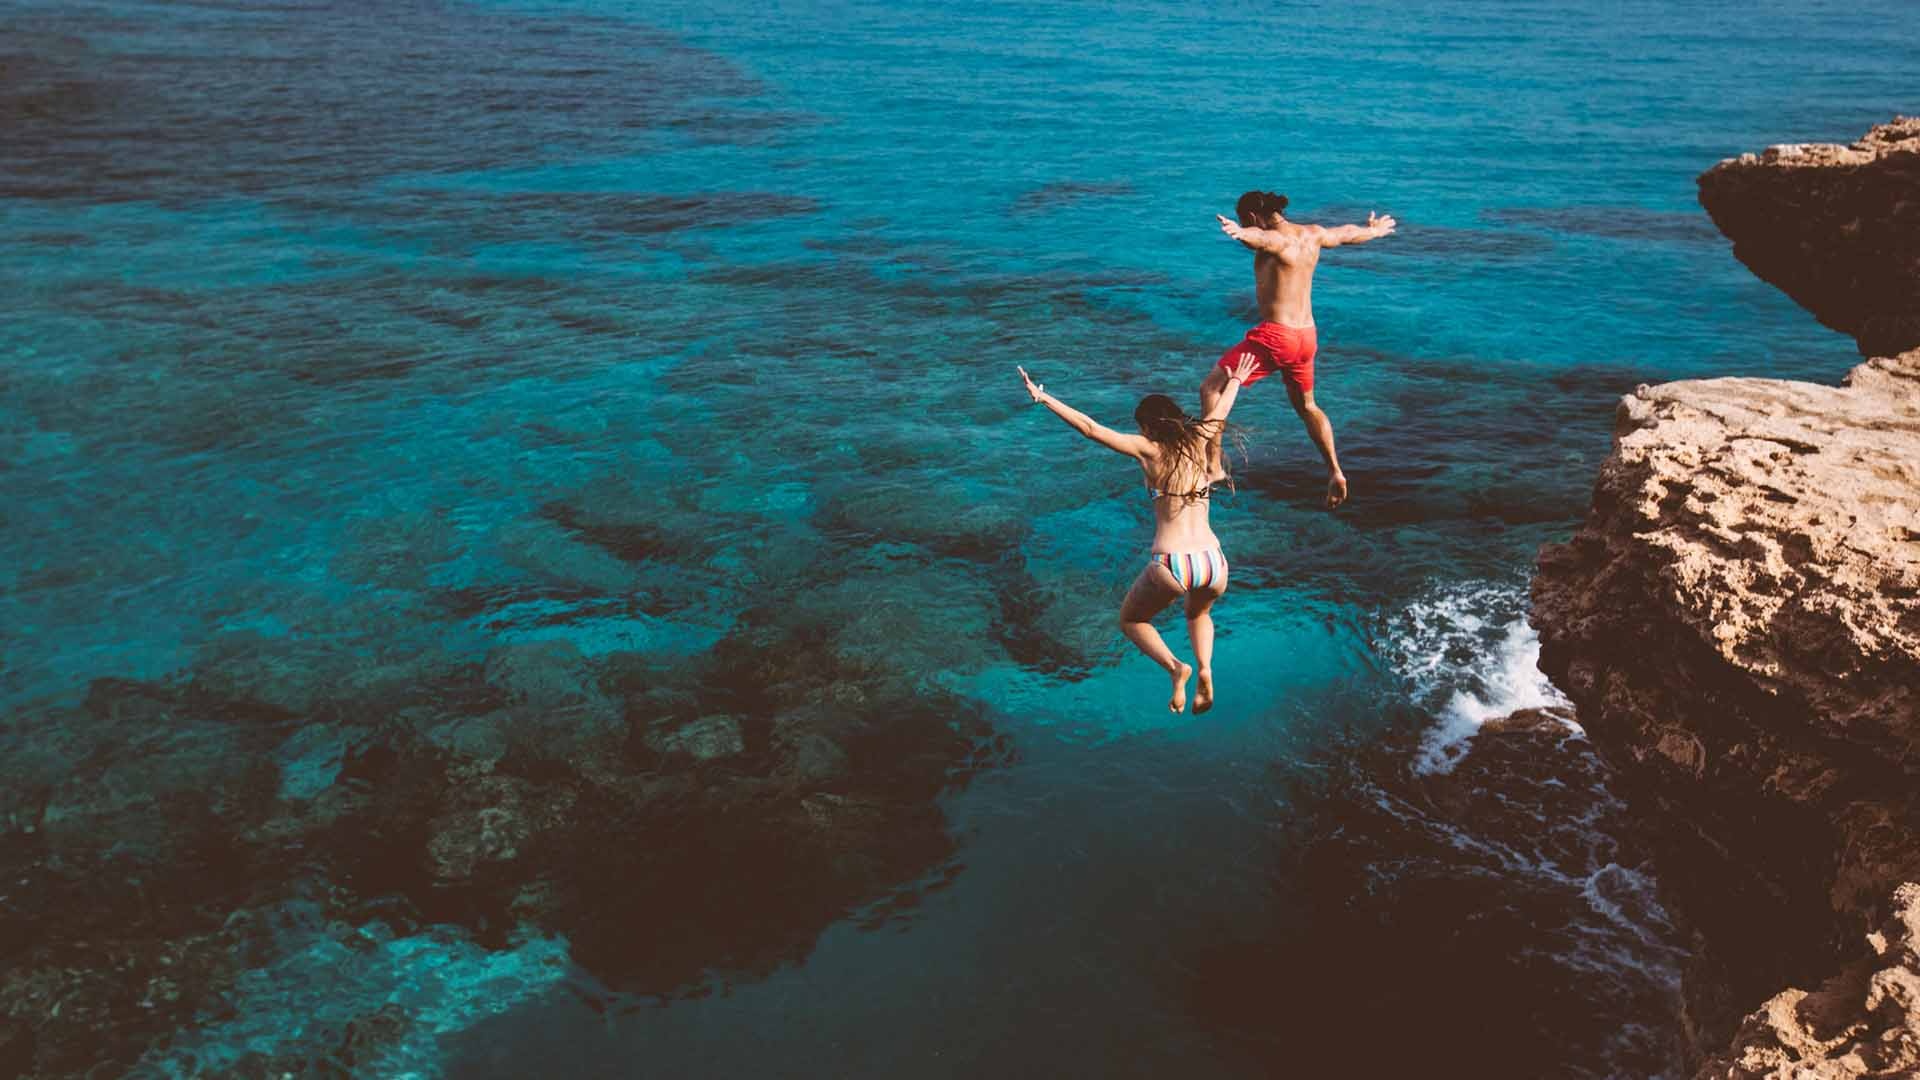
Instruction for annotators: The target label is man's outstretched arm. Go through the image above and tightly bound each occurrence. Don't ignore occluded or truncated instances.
[1215,214,1288,254]
[1317,212,1397,248]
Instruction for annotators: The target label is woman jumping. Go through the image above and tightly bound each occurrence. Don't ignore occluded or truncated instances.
[1017,353,1258,713]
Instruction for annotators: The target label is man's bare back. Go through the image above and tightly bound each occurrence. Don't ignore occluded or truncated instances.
[1240,220,1323,327]
[1219,207,1395,327]
[1199,190,1396,508]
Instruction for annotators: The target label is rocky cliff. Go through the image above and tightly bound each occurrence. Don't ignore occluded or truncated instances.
[1697,117,1920,358]
[1698,883,1920,1079]
[1532,118,1920,1074]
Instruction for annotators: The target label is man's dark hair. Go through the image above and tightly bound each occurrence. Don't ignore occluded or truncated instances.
[1235,190,1289,224]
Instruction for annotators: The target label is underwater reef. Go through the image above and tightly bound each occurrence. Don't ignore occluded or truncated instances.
[1532,119,1920,1077]
[0,593,1010,1076]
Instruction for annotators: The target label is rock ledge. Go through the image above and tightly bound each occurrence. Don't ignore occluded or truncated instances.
[1698,117,1920,358]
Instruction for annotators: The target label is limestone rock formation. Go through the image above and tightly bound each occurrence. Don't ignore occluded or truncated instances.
[1697,882,1920,1079]
[1697,117,1920,357]
[1532,348,1920,1044]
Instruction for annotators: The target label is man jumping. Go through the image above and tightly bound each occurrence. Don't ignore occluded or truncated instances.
[1201,190,1396,508]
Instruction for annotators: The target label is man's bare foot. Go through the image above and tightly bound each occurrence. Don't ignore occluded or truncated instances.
[1169,661,1192,713]
[1193,668,1214,714]
[1325,471,1348,509]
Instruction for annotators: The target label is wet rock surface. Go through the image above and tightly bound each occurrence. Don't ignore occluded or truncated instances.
[1697,118,1920,357]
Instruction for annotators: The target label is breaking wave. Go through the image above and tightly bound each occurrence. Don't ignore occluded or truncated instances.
[1381,580,1574,775]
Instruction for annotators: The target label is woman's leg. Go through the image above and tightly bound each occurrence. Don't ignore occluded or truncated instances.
[1185,565,1230,714]
[1120,564,1192,713]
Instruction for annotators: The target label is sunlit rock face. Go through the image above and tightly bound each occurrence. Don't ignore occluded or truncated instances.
[1533,349,1920,1047]
[1697,117,1920,358]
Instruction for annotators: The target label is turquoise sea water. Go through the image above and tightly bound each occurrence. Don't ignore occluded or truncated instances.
[3,0,1916,1075]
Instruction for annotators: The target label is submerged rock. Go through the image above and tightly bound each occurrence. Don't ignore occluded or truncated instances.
[777,727,851,785]
[0,686,296,1078]
[0,597,1011,1075]
[645,714,746,760]
[1697,117,1920,357]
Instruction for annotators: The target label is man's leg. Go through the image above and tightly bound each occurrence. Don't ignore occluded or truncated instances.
[1287,386,1347,508]
[1198,364,1233,482]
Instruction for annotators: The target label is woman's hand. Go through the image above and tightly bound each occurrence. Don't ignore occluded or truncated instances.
[1018,365,1047,404]
[1201,352,1261,424]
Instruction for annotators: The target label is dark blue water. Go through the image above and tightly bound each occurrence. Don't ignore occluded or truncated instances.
[3,0,1915,1075]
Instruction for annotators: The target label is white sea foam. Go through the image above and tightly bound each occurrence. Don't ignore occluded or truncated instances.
[1382,582,1573,775]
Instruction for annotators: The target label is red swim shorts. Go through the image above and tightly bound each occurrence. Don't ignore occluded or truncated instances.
[1216,321,1317,394]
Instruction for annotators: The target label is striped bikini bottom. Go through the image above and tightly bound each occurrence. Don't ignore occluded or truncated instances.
[1148,547,1227,593]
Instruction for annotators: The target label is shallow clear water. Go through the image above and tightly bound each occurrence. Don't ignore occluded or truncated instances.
[3,0,1915,1075]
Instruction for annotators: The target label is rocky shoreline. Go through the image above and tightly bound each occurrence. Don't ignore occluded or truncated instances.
[1531,118,1920,1077]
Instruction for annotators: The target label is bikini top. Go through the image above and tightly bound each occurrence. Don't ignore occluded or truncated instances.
[1148,481,1212,501]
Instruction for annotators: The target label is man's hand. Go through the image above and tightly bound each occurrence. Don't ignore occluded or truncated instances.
[1319,212,1398,248]
[1216,214,1249,243]
[1017,365,1046,403]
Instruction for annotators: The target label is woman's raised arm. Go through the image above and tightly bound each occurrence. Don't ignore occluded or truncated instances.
[1202,352,1260,422]
[1019,366,1151,458]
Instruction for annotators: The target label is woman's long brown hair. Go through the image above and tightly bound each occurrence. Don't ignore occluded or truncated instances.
[1133,394,1227,504]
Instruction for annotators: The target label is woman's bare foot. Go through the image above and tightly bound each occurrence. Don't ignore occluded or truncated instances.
[1325,471,1348,509]
[1192,668,1214,714]
[1168,661,1192,713]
